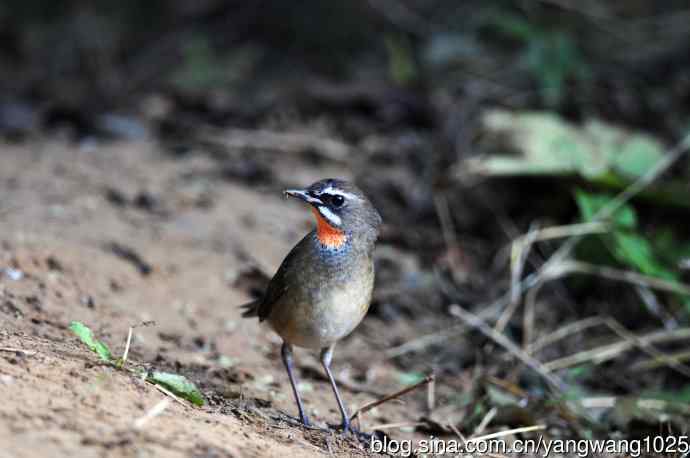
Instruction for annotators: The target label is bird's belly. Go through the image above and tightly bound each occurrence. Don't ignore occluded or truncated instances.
[268,281,372,349]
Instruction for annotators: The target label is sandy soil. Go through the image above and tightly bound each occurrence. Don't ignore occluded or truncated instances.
[0,140,421,457]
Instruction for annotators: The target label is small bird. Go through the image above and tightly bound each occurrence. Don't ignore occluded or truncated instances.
[242,178,382,433]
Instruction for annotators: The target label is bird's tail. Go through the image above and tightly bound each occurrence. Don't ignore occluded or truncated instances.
[240,299,260,318]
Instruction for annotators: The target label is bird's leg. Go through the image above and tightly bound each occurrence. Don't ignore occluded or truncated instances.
[320,345,353,433]
[281,342,310,427]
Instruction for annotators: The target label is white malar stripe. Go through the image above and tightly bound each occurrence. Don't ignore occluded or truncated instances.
[319,186,359,200]
[318,206,342,226]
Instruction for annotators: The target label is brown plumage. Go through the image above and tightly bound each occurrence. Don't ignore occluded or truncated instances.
[241,178,381,434]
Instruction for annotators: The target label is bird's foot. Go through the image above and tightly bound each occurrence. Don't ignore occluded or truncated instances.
[277,413,320,430]
[327,420,379,443]
[300,415,312,428]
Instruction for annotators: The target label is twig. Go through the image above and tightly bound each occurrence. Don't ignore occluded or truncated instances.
[496,223,540,334]
[121,327,133,366]
[384,270,519,360]
[522,281,542,349]
[368,421,427,431]
[558,260,690,296]
[349,374,434,422]
[388,246,632,360]
[0,347,37,356]
[472,407,497,436]
[448,422,468,443]
[467,424,546,443]
[526,317,607,354]
[523,222,609,241]
[518,259,690,353]
[433,193,466,284]
[383,323,468,359]
[427,374,436,413]
[133,399,170,429]
[635,285,678,329]
[543,325,690,372]
[434,193,459,254]
[448,304,567,393]
[604,318,690,378]
[497,221,608,335]
[632,350,690,372]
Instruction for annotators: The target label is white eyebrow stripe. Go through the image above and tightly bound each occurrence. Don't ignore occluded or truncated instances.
[319,186,359,200]
[317,206,342,226]
[303,195,323,204]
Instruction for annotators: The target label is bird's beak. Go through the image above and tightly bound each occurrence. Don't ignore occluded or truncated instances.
[284,189,323,205]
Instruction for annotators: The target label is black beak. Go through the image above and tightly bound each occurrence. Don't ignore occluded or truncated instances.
[284,189,323,205]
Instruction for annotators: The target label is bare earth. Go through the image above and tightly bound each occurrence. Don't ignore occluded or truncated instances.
[0,140,420,458]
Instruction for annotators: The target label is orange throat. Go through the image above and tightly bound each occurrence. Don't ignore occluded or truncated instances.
[311,208,347,248]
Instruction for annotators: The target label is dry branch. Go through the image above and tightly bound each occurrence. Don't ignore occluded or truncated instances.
[543,325,690,372]
[350,374,434,422]
[526,316,607,354]
[448,304,566,393]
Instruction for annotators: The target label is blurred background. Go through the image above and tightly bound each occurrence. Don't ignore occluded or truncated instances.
[2,0,690,451]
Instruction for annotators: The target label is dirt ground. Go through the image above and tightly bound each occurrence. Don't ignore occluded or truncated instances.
[0,139,427,457]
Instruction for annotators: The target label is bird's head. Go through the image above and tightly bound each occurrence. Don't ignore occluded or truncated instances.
[285,178,382,249]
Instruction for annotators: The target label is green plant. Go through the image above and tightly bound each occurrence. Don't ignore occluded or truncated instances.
[574,191,690,310]
[492,14,590,106]
[69,321,204,406]
[465,110,689,209]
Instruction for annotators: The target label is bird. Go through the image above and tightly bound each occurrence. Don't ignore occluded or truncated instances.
[241,178,382,434]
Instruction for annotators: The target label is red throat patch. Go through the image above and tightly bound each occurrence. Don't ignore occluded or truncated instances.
[311,208,347,248]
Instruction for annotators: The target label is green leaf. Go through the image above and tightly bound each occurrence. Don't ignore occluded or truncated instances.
[574,190,637,229]
[611,232,675,280]
[573,191,674,279]
[69,321,113,362]
[573,191,690,309]
[147,372,204,406]
[396,371,426,386]
[465,111,690,199]
[612,136,665,179]
[464,111,689,207]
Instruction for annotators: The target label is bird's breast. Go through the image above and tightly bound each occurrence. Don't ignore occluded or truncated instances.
[267,246,375,349]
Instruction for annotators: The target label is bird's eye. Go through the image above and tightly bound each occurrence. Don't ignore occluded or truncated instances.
[330,194,345,207]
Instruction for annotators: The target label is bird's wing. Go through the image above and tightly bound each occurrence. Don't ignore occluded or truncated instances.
[256,233,311,321]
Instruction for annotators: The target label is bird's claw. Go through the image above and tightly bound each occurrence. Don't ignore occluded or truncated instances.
[325,421,374,442]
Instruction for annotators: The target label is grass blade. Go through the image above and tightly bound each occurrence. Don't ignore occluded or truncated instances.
[68,321,113,362]
[147,371,204,406]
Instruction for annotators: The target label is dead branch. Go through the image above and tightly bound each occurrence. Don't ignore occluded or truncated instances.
[350,373,434,422]
[448,304,567,393]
